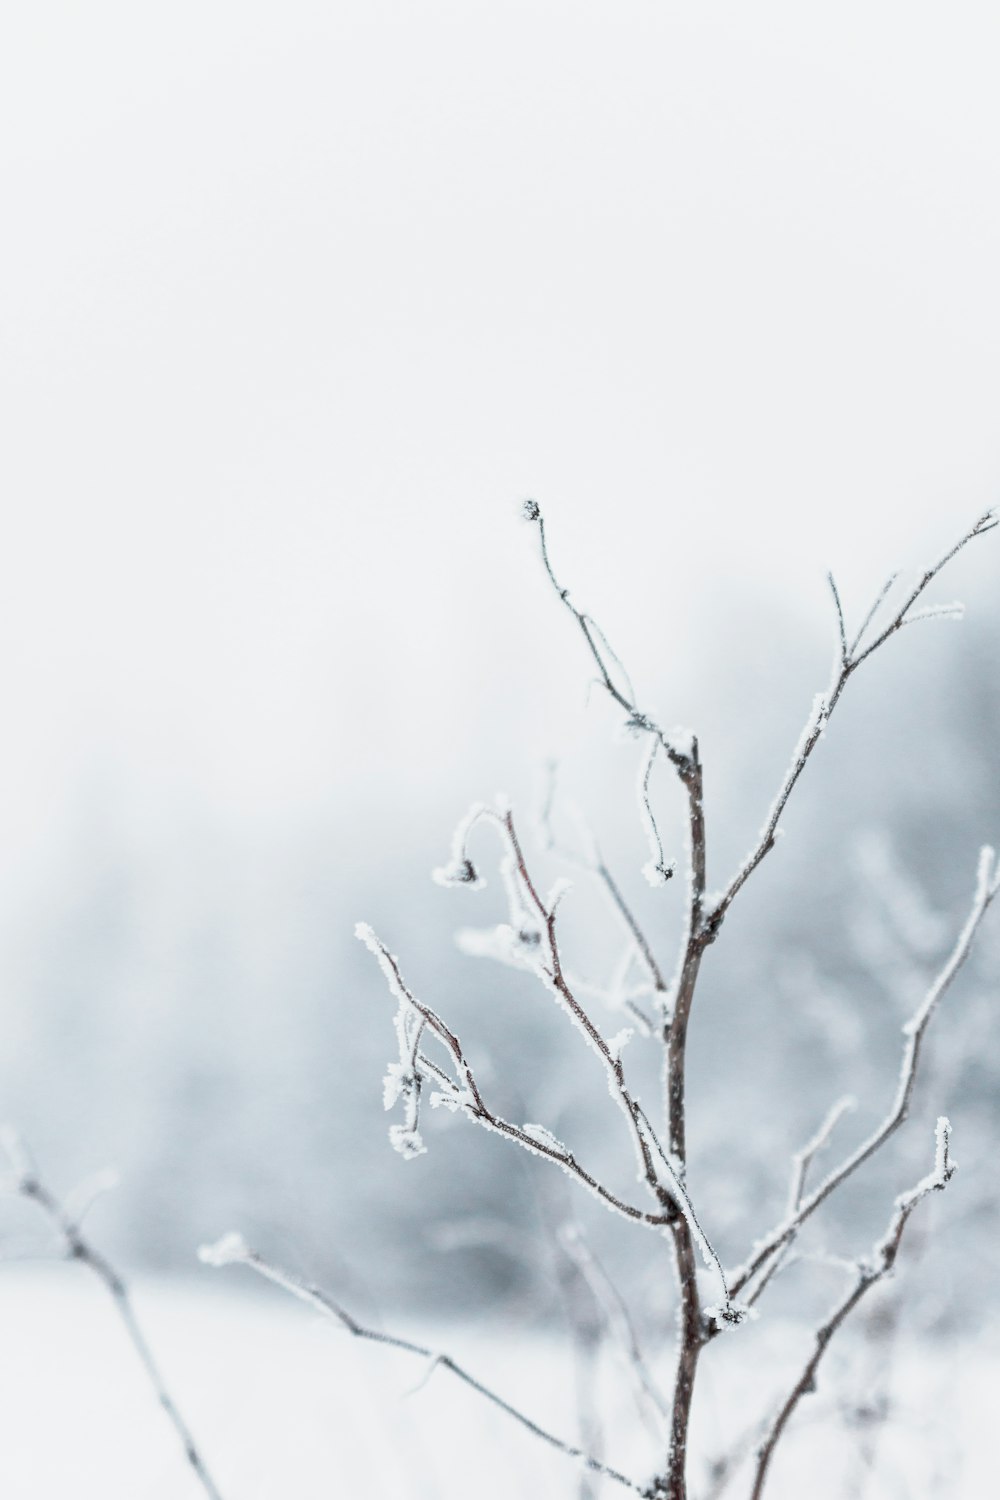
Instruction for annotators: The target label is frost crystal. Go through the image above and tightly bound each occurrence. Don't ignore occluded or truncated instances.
[198,1232,250,1268]
[606,1027,634,1063]
[522,1122,567,1155]
[431,802,491,889]
[705,1301,757,1332]
[456,923,544,971]
[389,1125,426,1159]
[383,1062,413,1111]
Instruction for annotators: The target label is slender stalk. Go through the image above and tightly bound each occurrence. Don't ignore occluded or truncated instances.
[749,1120,956,1499]
[1,1132,224,1500]
[200,1235,645,1495]
[728,847,998,1302]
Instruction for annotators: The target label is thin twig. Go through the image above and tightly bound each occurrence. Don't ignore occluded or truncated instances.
[356,918,674,1231]
[826,572,847,667]
[712,509,996,934]
[524,501,693,776]
[0,1131,224,1500]
[848,571,899,657]
[744,1094,857,1309]
[729,847,998,1301]
[199,1235,645,1495]
[749,1119,957,1500]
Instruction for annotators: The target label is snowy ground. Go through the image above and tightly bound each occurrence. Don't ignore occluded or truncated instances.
[0,1266,994,1498]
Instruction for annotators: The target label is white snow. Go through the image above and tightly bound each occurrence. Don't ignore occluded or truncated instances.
[0,1270,996,1498]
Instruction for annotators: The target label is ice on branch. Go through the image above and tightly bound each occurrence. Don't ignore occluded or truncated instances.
[606,1028,634,1063]
[356,923,431,1159]
[546,876,574,915]
[432,802,491,889]
[903,600,966,625]
[637,739,675,887]
[704,1301,756,1333]
[382,1062,413,1111]
[198,1232,251,1268]
[429,1081,472,1112]
[522,1122,567,1155]
[389,1125,427,1159]
[456,923,543,970]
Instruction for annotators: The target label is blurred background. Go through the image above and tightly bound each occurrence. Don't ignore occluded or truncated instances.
[0,0,997,1402]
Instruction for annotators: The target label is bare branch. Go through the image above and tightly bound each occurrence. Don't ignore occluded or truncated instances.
[637,738,675,888]
[851,508,996,669]
[826,571,847,667]
[749,1119,956,1500]
[363,814,736,1320]
[730,847,997,1300]
[745,1095,857,1309]
[848,570,899,657]
[355,919,674,1231]
[0,1130,224,1500]
[200,1233,645,1495]
[711,508,996,936]
[523,502,693,775]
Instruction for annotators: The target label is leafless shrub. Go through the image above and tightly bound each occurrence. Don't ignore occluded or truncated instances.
[202,506,998,1499]
[13,508,992,1500]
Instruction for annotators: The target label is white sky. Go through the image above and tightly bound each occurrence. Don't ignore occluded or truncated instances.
[1,2,998,852]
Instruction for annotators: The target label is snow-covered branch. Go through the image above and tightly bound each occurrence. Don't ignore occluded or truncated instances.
[355,918,678,1232]
[712,509,996,932]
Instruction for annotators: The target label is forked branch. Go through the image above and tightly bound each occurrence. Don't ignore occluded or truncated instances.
[749,1118,957,1500]
[730,845,999,1303]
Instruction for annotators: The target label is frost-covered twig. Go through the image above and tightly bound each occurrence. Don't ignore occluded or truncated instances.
[364,806,736,1321]
[712,509,996,933]
[355,919,674,1231]
[523,504,736,1497]
[749,1119,957,1500]
[744,1094,857,1309]
[522,500,692,775]
[198,1233,645,1495]
[730,847,998,1301]
[0,1130,224,1500]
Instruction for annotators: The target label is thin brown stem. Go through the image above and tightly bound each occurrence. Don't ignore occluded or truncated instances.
[1,1132,224,1500]
[712,509,996,935]
[200,1235,645,1495]
[730,847,998,1302]
[749,1119,956,1500]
